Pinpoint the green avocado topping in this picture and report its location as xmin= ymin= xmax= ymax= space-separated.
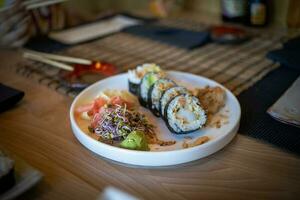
xmin=120 ymin=131 xmax=150 ymax=151
xmin=147 ymin=74 xmax=159 ymax=87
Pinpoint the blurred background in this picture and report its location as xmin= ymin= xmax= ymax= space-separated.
xmin=64 ymin=0 xmax=297 ymax=27
xmin=0 ymin=0 xmax=299 ymax=48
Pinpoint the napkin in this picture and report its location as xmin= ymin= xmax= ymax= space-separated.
xmin=0 ymin=83 xmax=24 ymax=113
xmin=267 ymin=76 xmax=300 ymax=128
xmin=123 ymin=24 xmax=210 ymax=49
xmin=49 ymin=15 xmax=142 ymax=45
xmin=266 ymin=36 xmax=300 ymax=127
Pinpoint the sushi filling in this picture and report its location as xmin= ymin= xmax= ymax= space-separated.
xmin=128 ymin=63 xmax=161 ymax=84
xmin=160 ymin=86 xmax=188 ymax=117
xmin=128 ymin=64 xmax=161 ymax=95
xmin=166 ymin=94 xmax=206 ymax=133
xmin=139 ymin=72 xmax=164 ymax=106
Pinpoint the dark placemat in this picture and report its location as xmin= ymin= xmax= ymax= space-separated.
xmin=238 ymin=66 xmax=300 ymax=155
xmin=25 ymin=36 xmax=70 ymax=53
xmin=123 ymin=24 xmax=210 ymax=49
xmin=267 ymin=36 xmax=300 ymax=71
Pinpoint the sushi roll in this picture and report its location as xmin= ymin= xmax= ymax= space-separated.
xmin=148 ymin=78 xmax=176 ymax=116
xmin=0 ymin=152 xmax=15 ymax=194
xmin=139 ymin=72 xmax=164 ymax=107
xmin=159 ymin=86 xmax=189 ymax=118
xmin=165 ymin=94 xmax=206 ymax=134
xmin=128 ymin=63 xmax=161 ymax=95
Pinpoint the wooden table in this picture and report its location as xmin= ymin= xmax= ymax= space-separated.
xmin=0 ymin=50 xmax=300 ymax=200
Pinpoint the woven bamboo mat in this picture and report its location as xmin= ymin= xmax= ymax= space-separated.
xmin=17 ymin=19 xmax=286 ymax=97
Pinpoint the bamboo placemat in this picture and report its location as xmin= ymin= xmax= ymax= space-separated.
xmin=17 ymin=19 xmax=286 ymax=97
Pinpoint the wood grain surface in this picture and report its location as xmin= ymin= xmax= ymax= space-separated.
xmin=0 ymin=50 xmax=300 ymax=200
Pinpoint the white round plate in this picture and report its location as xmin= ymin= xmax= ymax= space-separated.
xmin=70 ymin=71 xmax=241 ymax=167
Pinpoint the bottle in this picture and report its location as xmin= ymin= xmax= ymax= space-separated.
xmin=247 ymin=0 xmax=268 ymax=26
xmin=287 ymin=0 xmax=300 ymax=28
xmin=221 ymin=0 xmax=247 ymax=24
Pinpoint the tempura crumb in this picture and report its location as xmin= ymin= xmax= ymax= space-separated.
xmin=194 ymin=86 xmax=228 ymax=128
xmin=195 ymin=86 xmax=226 ymax=115
xmin=182 ymin=136 xmax=210 ymax=148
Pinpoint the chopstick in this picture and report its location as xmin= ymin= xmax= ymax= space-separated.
xmin=24 ymin=50 xmax=92 ymax=65
xmin=23 ymin=52 xmax=74 ymax=71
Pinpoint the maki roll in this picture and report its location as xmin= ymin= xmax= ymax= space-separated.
xmin=159 ymin=86 xmax=189 ymax=118
xmin=165 ymin=94 xmax=206 ymax=134
xmin=139 ymin=72 xmax=164 ymax=107
xmin=148 ymin=78 xmax=176 ymax=116
xmin=0 ymin=152 xmax=15 ymax=194
xmin=128 ymin=63 xmax=161 ymax=95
